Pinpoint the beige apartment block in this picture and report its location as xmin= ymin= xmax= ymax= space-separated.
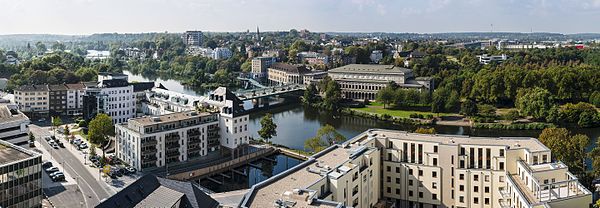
xmin=239 ymin=129 xmax=591 ymax=208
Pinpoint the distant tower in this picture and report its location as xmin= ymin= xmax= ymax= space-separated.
xmin=256 ymin=26 xmax=261 ymax=41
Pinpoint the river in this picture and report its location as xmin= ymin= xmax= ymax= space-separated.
xmin=125 ymin=70 xmax=600 ymax=167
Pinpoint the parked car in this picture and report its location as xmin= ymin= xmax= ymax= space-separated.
xmin=49 ymin=171 xmax=63 ymax=178
xmin=44 ymin=136 xmax=52 ymax=141
xmin=124 ymin=166 xmax=136 ymax=174
xmin=29 ymin=141 xmax=35 ymax=147
xmin=78 ymin=143 xmax=88 ymax=150
xmin=45 ymin=167 xmax=59 ymax=173
xmin=42 ymin=162 xmax=53 ymax=169
xmin=107 ymin=172 xmax=117 ymax=179
xmin=51 ymin=143 xmax=60 ymax=149
xmin=51 ymin=174 xmax=65 ymax=182
xmin=57 ymin=141 xmax=65 ymax=148
xmin=38 ymin=118 xmax=46 ymax=122
xmin=72 ymin=139 xmax=82 ymax=145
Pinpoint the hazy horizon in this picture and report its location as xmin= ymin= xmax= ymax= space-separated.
xmin=2 ymin=0 xmax=600 ymax=35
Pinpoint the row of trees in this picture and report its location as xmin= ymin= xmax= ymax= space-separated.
xmin=376 ymin=82 xmax=431 ymax=109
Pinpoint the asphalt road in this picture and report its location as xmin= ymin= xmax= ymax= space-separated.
xmin=31 ymin=125 xmax=111 ymax=207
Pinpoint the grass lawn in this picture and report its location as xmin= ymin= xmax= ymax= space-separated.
xmin=353 ymin=103 xmax=455 ymax=118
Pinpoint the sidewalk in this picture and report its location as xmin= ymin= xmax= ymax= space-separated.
xmin=53 ymin=130 xmax=141 ymax=195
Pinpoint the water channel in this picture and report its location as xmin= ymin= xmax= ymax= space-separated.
xmin=125 ymin=71 xmax=600 ymax=192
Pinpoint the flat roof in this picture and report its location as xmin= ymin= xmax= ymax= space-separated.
xmin=366 ymin=129 xmax=550 ymax=152
xmin=129 ymin=111 xmax=213 ymax=126
xmin=0 ymin=141 xmax=37 ymax=165
xmin=0 ymin=104 xmax=28 ymax=123
xmin=245 ymin=146 xmax=353 ymax=208
xmin=329 ymin=64 xmax=412 ymax=74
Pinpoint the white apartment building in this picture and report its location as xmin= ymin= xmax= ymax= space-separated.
xmin=115 ymin=111 xmax=220 ymax=171
xmin=213 ymin=47 xmax=232 ymax=60
xmin=13 ymin=85 xmax=49 ymax=117
xmin=240 ymin=129 xmax=591 ymax=208
xmin=370 ymin=50 xmax=383 ymax=63
xmin=98 ymin=79 xmax=135 ymax=124
xmin=251 ymin=57 xmax=277 ymax=79
xmin=142 ymin=87 xmax=250 ymax=153
xmin=0 ymin=104 xmax=30 ymax=146
xmin=65 ymin=83 xmax=85 ymax=116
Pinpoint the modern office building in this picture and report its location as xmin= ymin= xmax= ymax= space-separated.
xmin=239 ymin=129 xmax=592 ymax=208
xmin=0 ymin=104 xmax=30 ymax=146
xmin=267 ymin=63 xmax=311 ymax=85
xmin=48 ymin=84 xmax=68 ymax=116
xmin=0 ymin=139 xmax=42 ymax=208
xmin=477 ymin=54 xmax=509 ymax=64
xmin=251 ymin=56 xmax=277 ymax=79
xmin=83 ymin=75 xmax=135 ymax=124
xmin=115 ymin=111 xmax=220 ymax=171
xmin=13 ymin=85 xmax=49 ymax=118
xmin=183 ymin=31 xmax=204 ymax=47
xmin=328 ymin=64 xmax=432 ymax=101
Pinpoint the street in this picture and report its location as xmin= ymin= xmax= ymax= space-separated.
xmin=30 ymin=124 xmax=113 ymax=207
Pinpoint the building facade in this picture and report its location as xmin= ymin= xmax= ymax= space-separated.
xmin=0 ymin=139 xmax=42 ymax=208
xmin=0 ymin=104 xmax=30 ymax=146
xmin=65 ymin=83 xmax=85 ymax=116
xmin=48 ymin=84 xmax=67 ymax=116
xmin=213 ymin=47 xmax=232 ymax=60
xmin=251 ymin=57 xmax=277 ymax=79
xmin=115 ymin=111 xmax=220 ymax=171
xmin=477 ymin=54 xmax=509 ymax=64
xmin=183 ymin=31 xmax=204 ymax=46
xmin=267 ymin=63 xmax=311 ymax=85
xmin=14 ymin=85 xmax=49 ymax=118
xmin=328 ymin=64 xmax=432 ymax=101
xmin=240 ymin=129 xmax=592 ymax=208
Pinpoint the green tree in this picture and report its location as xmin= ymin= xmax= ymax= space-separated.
xmin=478 ymin=104 xmax=497 ymax=118
xmin=52 ymin=117 xmax=62 ymax=136
xmin=505 ymin=109 xmax=520 ymax=121
xmin=35 ymin=42 xmax=46 ymax=54
xmin=376 ymin=86 xmax=395 ymax=109
xmin=302 ymin=83 xmax=318 ymax=104
xmin=590 ymin=91 xmax=600 ymax=107
xmin=460 ymin=99 xmax=478 ymax=116
xmin=516 ymin=88 xmax=554 ymax=121
xmin=258 ymin=113 xmax=277 ymax=143
xmin=414 ymin=127 xmax=436 ymax=134
xmin=64 ymin=125 xmax=70 ymax=137
xmin=29 ymin=132 xmax=35 ymax=142
xmin=88 ymin=113 xmax=114 ymax=145
xmin=304 ymin=124 xmax=346 ymax=152
xmin=240 ymin=61 xmax=252 ymax=72
xmin=89 ymin=144 xmax=97 ymax=157
xmin=538 ymin=128 xmax=589 ymax=174
xmin=323 ymin=80 xmax=342 ymax=112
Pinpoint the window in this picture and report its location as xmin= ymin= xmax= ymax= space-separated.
xmin=499 ymin=162 xmax=505 ymax=170
xmin=474 ymin=197 xmax=479 ymax=204
xmin=459 ymin=174 xmax=464 ymax=180
xmin=543 ymin=154 xmax=548 ymax=163
xmin=432 ymin=194 xmax=437 ymax=200
xmin=485 ymin=198 xmax=490 ymax=205
xmin=418 ymin=170 xmax=423 ymax=176
xmin=500 ymin=149 xmax=505 ymax=157
xmin=474 ymin=175 xmax=479 ymax=181
xmin=396 ymin=167 xmax=400 ymax=173
xmin=485 ymin=186 xmax=490 ymax=193
xmin=432 ymin=182 xmax=437 ymax=189
xmin=396 ymin=178 xmax=400 ymax=184
xmin=432 ymin=171 xmax=437 ymax=178
xmin=499 ymin=176 xmax=505 ymax=182
xmin=485 ymin=175 xmax=490 ymax=182
xmin=387 ymin=176 xmax=391 ymax=182
xmin=474 ymin=186 xmax=479 ymax=193
xmin=409 ymin=169 xmax=413 ymax=175
xmin=409 ymin=191 xmax=413 ymax=197
xmin=387 ymin=187 xmax=391 ymax=193
xmin=409 ymin=180 xmax=413 ymax=186
xmin=459 ymin=185 xmax=464 ymax=191
xmin=387 ymin=166 xmax=391 ymax=172
xmin=396 ymin=188 xmax=400 ymax=194
xmin=419 ymin=192 xmax=423 ymax=198
xmin=433 ymin=158 xmax=438 ymax=166
xmin=433 ymin=145 xmax=438 ymax=153
xmin=459 ymin=196 xmax=464 ymax=203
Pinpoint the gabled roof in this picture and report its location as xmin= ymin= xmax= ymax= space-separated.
xmin=96 ymin=174 xmax=219 ymax=208
xmin=269 ymin=63 xmax=310 ymax=74
xmin=131 ymin=82 xmax=155 ymax=92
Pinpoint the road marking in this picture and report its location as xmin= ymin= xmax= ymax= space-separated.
xmin=64 ymin=162 xmax=100 ymax=206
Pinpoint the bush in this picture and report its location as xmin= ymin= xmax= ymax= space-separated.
xmin=505 ymin=109 xmax=520 ymax=121
xmin=78 ymin=120 xmax=87 ymax=128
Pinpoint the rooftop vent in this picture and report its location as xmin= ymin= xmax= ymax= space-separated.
xmin=151 ymin=117 xmax=160 ymax=122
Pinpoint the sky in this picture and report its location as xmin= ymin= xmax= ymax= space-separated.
xmin=1 ymin=0 xmax=600 ymax=35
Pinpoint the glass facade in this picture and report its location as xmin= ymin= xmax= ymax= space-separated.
xmin=0 ymin=155 xmax=42 ymax=208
